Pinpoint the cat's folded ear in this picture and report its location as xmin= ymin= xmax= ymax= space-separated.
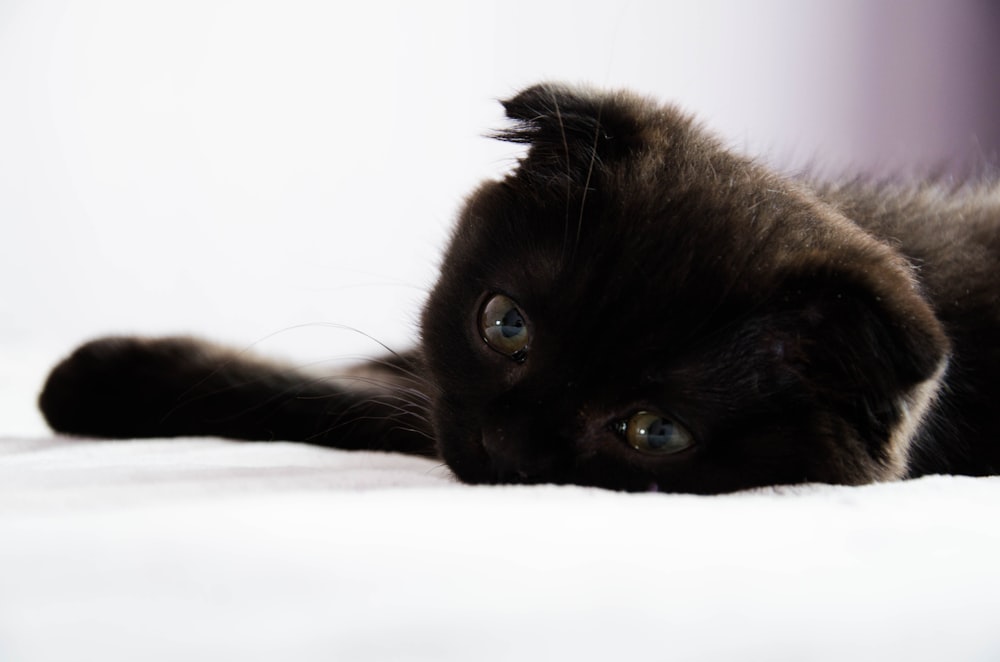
xmin=497 ymin=83 xmax=641 ymax=183
xmin=771 ymin=265 xmax=949 ymax=473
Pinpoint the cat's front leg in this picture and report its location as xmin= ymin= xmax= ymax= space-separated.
xmin=38 ymin=336 xmax=438 ymax=457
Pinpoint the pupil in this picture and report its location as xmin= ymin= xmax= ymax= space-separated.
xmin=500 ymin=308 xmax=525 ymax=338
xmin=644 ymin=418 xmax=674 ymax=449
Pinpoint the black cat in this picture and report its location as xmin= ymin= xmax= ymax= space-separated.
xmin=39 ymin=83 xmax=1000 ymax=493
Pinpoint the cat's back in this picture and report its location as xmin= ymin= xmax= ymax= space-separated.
xmin=819 ymin=180 xmax=1000 ymax=314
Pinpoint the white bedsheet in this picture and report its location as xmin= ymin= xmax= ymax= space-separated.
xmin=1 ymin=436 xmax=999 ymax=662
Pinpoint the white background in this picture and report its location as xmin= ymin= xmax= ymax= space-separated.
xmin=2 ymin=0 xmax=997 ymax=434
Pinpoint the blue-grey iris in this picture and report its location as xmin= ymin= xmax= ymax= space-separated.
xmin=623 ymin=411 xmax=694 ymax=454
xmin=480 ymin=294 xmax=530 ymax=358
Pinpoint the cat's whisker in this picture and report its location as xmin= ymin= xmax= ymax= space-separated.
xmin=363 ymin=357 xmax=440 ymax=394
xmin=302 ymin=322 xmax=415 ymax=365
xmin=298 ymin=389 xmax=432 ymax=424
xmin=424 ymin=461 xmax=456 ymax=480
xmin=549 ymin=88 xmax=573 ymax=263
xmin=160 ymin=369 xmax=320 ymax=425
xmin=165 ymin=320 xmax=422 ymax=414
xmin=314 ymin=370 xmax=435 ymax=401
xmin=339 ymin=395 xmax=432 ymax=428
xmin=309 ymin=380 xmax=431 ymax=416
xmin=573 ymin=101 xmax=602 ymax=263
xmin=306 ymin=416 xmax=436 ymax=445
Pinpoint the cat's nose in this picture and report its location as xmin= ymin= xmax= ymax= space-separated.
xmin=480 ymin=427 xmax=559 ymax=483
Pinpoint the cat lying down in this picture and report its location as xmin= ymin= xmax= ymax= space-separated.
xmin=39 ymin=83 xmax=1000 ymax=494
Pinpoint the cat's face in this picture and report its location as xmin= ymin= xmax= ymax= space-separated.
xmin=421 ymin=84 xmax=949 ymax=493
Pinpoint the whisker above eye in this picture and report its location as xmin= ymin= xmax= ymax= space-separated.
xmin=549 ymin=88 xmax=573 ymax=264
xmin=572 ymin=99 xmax=603 ymax=263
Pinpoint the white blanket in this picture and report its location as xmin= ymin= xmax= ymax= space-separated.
xmin=2 ymin=436 xmax=999 ymax=662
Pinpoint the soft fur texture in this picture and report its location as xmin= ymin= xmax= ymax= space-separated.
xmin=39 ymin=83 xmax=1000 ymax=493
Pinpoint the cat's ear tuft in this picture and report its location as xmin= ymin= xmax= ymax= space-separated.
xmin=495 ymin=83 xmax=641 ymax=184
xmin=499 ymin=83 xmax=609 ymax=143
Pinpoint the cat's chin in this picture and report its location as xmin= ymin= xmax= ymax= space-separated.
xmin=438 ymin=431 xmax=564 ymax=487
xmin=439 ymin=429 xmax=678 ymax=492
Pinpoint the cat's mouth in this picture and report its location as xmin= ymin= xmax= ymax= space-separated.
xmin=471 ymin=416 xmax=647 ymax=488
xmin=478 ymin=427 xmax=569 ymax=485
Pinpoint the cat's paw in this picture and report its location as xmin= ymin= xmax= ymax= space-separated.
xmin=38 ymin=336 xmax=207 ymax=438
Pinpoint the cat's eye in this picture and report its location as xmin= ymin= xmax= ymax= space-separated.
xmin=480 ymin=294 xmax=530 ymax=360
xmin=618 ymin=411 xmax=694 ymax=455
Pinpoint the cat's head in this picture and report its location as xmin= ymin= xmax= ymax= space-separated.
xmin=420 ymin=83 xmax=949 ymax=493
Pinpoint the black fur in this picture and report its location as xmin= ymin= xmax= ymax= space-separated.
xmin=40 ymin=337 xmax=434 ymax=456
xmin=39 ymin=83 xmax=1000 ymax=493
